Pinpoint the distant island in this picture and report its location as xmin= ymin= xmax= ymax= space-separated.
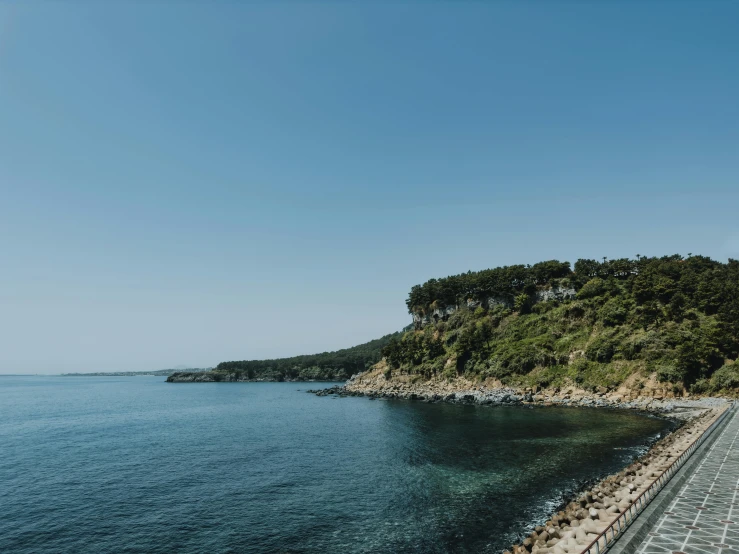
xmin=64 ymin=368 xmax=213 ymax=377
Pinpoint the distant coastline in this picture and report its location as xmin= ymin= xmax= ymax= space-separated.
xmin=63 ymin=368 xmax=213 ymax=377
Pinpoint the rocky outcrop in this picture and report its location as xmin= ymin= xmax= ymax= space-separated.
xmin=413 ymin=305 xmax=461 ymax=327
xmin=308 ymin=382 xmax=529 ymax=405
xmin=465 ymin=296 xmax=515 ymax=310
xmin=535 ymin=285 xmax=576 ymax=302
xmin=412 ymin=286 xmax=576 ymax=328
xmin=333 ymin=368 xmax=726 ymax=416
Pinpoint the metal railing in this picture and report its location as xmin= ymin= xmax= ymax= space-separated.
xmin=580 ymin=401 xmax=736 ymax=554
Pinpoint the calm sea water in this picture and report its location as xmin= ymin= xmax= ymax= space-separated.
xmin=0 ymin=376 xmax=672 ymax=554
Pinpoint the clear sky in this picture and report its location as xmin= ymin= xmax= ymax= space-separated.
xmin=1 ymin=2 xmax=738 ymax=374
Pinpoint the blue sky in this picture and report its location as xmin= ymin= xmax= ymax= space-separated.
xmin=1 ymin=2 xmax=738 ymax=373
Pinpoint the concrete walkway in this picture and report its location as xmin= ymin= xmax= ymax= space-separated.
xmin=633 ymin=406 xmax=739 ymax=554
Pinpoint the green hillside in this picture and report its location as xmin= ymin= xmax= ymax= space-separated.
xmin=214 ymin=332 xmax=402 ymax=381
xmin=382 ymin=255 xmax=739 ymax=394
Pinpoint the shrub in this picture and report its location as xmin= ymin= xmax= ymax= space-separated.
xmin=514 ymin=293 xmax=533 ymax=313
xmin=494 ymin=340 xmax=556 ymax=375
xmin=710 ymin=362 xmax=739 ymax=390
xmin=569 ymin=358 xmax=595 ymax=385
xmin=623 ymin=330 xmax=664 ymax=360
xmin=635 ymin=301 xmax=663 ymax=327
xmin=442 ymin=365 xmax=457 ymax=381
xmin=532 ymin=301 xmax=557 ymax=314
xmin=489 ymin=304 xmax=512 ymax=327
xmin=455 ymin=320 xmax=494 ymax=357
xmin=529 ymin=365 xmax=569 ymax=389
xmin=690 ymin=378 xmax=711 ymax=394
xmin=598 ymin=298 xmax=629 ymax=326
xmin=666 ymin=292 xmax=687 ymax=321
xmin=656 ymin=364 xmax=686 ymax=384
xmin=585 ymin=335 xmax=617 ymax=363
xmin=447 ymin=307 xmax=473 ymax=330
xmin=564 ymin=302 xmax=586 ymax=319
xmin=577 ymin=278 xmax=606 ymax=299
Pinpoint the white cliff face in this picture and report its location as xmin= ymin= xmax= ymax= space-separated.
xmin=465 ymin=296 xmax=513 ymax=310
xmin=535 ymin=285 xmax=576 ymax=302
xmin=487 ymin=296 xmax=513 ymax=309
xmin=413 ymin=305 xmax=459 ymax=326
xmin=412 ymin=286 xmax=575 ymax=328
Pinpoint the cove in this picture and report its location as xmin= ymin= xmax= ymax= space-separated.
xmin=0 ymin=377 xmax=674 ymax=553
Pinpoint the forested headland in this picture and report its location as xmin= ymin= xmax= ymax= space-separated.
xmin=171 ymin=254 xmax=739 ymax=394
xmin=383 ymin=255 xmax=739 ymax=394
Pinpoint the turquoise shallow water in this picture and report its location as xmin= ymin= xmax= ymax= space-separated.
xmin=0 ymin=376 xmax=672 ymax=553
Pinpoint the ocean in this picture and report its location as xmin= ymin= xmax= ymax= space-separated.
xmin=0 ymin=376 xmax=672 ymax=553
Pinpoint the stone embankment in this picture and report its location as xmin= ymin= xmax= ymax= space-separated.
xmin=504 ymin=405 xmax=726 ymax=554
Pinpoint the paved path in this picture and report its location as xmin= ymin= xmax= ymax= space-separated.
xmin=635 ymin=406 xmax=739 ymax=554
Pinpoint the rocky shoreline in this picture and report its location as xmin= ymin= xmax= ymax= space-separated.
xmin=309 ymin=372 xmax=732 ymax=554
xmin=310 ymin=372 xmax=727 ymax=419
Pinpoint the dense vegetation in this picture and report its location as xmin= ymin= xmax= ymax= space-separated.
xmin=406 ymin=259 xmax=573 ymax=313
xmin=215 ymin=332 xmax=402 ymax=381
xmin=384 ymin=255 xmax=739 ymax=394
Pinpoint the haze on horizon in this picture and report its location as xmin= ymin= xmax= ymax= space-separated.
xmin=1 ymin=2 xmax=738 ymax=374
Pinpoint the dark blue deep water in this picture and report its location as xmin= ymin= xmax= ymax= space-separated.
xmin=0 ymin=377 xmax=673 ymax=553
